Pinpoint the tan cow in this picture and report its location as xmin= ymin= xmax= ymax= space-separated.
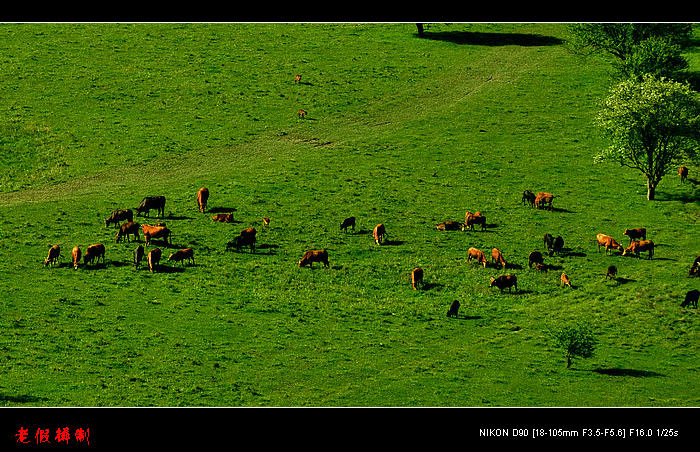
xmin=83 ymin=244 xmax=105 ymax=267
xmin=561 ymin=273 xmax=572 ymax=288
xmin=197 ymin=187 xmax=209 ymax=213
xmin=411 ymin=267 xmax=424 ymax=290
xmin=491 ymin=248 xmax=506 ymax=269
xmin=534 ymin=192 xmax=554 ymax=209
xmin=141 ymin=224 xmax=171 ymax=246
xmin=71 ymin=246 xmax=81 ymax=270
xmin=212 ymin=213 xmax=234 ymax=223
xmin=263 ymin=217 xmax=270 ymax=228
xmin=622 ymin=240 xmax=655 ymax=259
xmin=148 ymin=248 xmax=161 ymax=273
xmin=298 ymin=109 xmax=307 ymax=119
xmin=44 ymin=245 xmax=61 ymax=267
xmin=467 ymin=247 xmax=488 ymax=268
xmin=679 ymin=166 xmax=688 ymax=183
xmin=373 ymin=223 xmax=387 ymax=245
xmin=294 ymin=74 xmax=302 ymax=84
xmin=298 ymin=249 xmax=329 ymax=268
xmin=596 ymin=233 xmax=624 ymax=255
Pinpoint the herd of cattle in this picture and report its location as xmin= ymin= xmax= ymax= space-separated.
xmin=42 ymin=171 xmax=699 ymax=315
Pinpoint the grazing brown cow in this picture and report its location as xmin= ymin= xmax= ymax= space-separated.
xmin=623 ymin=227 xmax=646 ymax=243
xmin=411 ymin=267 xmax=424 ymax=290
xmin=135 ymin=196 xmax=166 ymax=218
xmin=71 ymin=246 xmax=81 ymax=270
xmin=373 ymin=223 xmax=387 ymax=245
xmin=83 ymin=244 xmax=105 ymax=267
xmin=133 ymin=245 xmax=144 ymax=269
xmin=436 ymin=221 xmax=464 ymax=231
xmin=168 ymin=248 xmax=194 ymax=266
xmin=212 ymin=213 xmax=234 ymax=223
xmin=679 ymin=166 xmax=688 ymax=183
xmin=141 ymin=224 xmax=171 ymax=246
xmin=522 ymin=190 xmax=536 ymax=207
xmin=115 ymin=221 xmax=140 ymax=243
xmin=298 ymin=249 xmax=329 ymax=268
xmin=491 ymin=248 xmax=507 ymax=269
xmin=340 ymin=217 xmax=356 ymax=232
xmin=197 ymin=187 xmax=209 ymax=213
xmin=597 ymin=233 xmax=624 ymax=255
xmin=446 ymin=300 xmax=460 ymax=318
xmin=467 ymin=247 xmax=488 ymax=268
xmin=227 ymin=227 xmax=257 ymax=252
xmin=44 ymin=245 xmax=61 ymax=267
xmin=464 ymin=211 xmax=486 ymax=231
xmin=490 ymin=274 xmax=518 ymax=292
xmin=298 ymin=109 xmax=307 ymax=119
xmin=561 ymin=273 xmax=572 ymax=288
xmin=681 ymin=289 xmax=699 ymax=308
xmin=147 ymin=248 xmax=161 ymax=273
xmin=606 ymin=265 xmax=617 ymax=280
xmin=534 ymin=192 xmax=554 ymax=210
xmin=263 ymin=217 xmax=270 ymax=228
xmin=528 ymin=251 xmax=544 ymax=268
xmin=689 ymin=255 xmax=700 ymax=277
xmin=105 ymin=209 xmax=133 ymax=228
xmin=294 ymin=74 xmax=302 ymax=84
xmin=623 ymin=240 xmax=655 ymax=259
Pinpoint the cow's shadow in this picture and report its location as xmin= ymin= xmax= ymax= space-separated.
xmin=504 ymin=263 xmax=523 ymax=270
xmin=208 ymin=207 xmax=237 ymax=213
xmin=452 ymin=315 xmax=483 ymax=320
xmin=590 ymin=368 xmax=664 ymax=378
xmin=154 ymin=265 xmax=185 ymax=273
xmin=162 ymin=215 xmax=194 ymax=220
xmin=382 ymin=240 xmax=404 ymax=246
xmin=418 ymin=282 xmax=443 ymax=291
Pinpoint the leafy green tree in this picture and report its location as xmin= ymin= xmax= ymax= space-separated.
xmin=616 ymin=36 xmax=689 ymax=81
xmin=550 ymin=321 xmax=597 ymax=368
xmin=595 ymin=75 xmax=700 ymax=200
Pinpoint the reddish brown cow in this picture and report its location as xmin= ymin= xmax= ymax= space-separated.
xmin=294 ymin=74 xmax=302 ymax=84
xmin=623 ymin=227 xmax=646 ymax=243
xmin=373 ymin=223 xmax=387 ymax=245
xmin=168 ymin=248 xmax=194 ymax=266
xmin=561 ymin=273 xmax=572 ymax=288
xmin=491 ymin=248 xmax=506 ymax=269
xmin=44 ymin=245 xmax=61 ymax=267
xmin=71 ymin=246 xmax=81 ymax=270
xmin=83 ymin=244 xmax=105 ymax=266
xmin=141 ymin=224 xmax=171 ymax=246
xmin=227 ymin=227 xmax=257 ymax=252
xmin=411 ymin=267 xmax=424 ymax=290
xmin=679 ymin=166 xmax=688 ymax=183
xmin=534 ymin=192 xmax=554 ymax=210
xmin=263 ymin=217 xmax=270 ymax=228
xmin=298 ymin=109 xmax=307 ymax=119
xmin=689 ymin=255 xmax=700 ymax=277
xmin=115 ymin=221 xmax=140 ymax=243
xmin=597 ymin=233 xmax=624 ymax=255
xmin=464 ymin=211 xmax=486 ymax=231
xmin=436 ymin=221 xmax=463 ymax=231
xmin=622 ymin=240 xmax=655 ymax=259
xmin=148 ymin=248 xmax=161 ymax=273
xmin=467 ymin=247 xmax=488 ymax=268
xmin=212 ymin=213 xmax=234 ymax=223
xmin=298 ymin=249 xmax=329 ymax=268
xmin=197 ymin=187 xmax=209 ymax=213
xmin=490 ymin=274 xmax=518 ymax=292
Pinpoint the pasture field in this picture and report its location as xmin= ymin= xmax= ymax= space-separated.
xmin=0 ymin=23 xmax=697 ymax=407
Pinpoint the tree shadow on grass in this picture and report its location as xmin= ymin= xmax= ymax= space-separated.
xmin=420 ymin=30 xmax=563 ymax=47
xmin=0 ymin=394 xmax=48 ymax=403
xmin=589 ymin=368 xmax=665 ymax=378
xmin=655 ymin=190 xmax=699 ymax=204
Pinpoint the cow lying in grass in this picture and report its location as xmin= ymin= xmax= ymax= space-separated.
xmin=436 ymin=221 xmax=463 ymax=231
xmin=212 ymin=213 xmax=234 ymax=223
xmin=298 ymin=249 xmax=329 ymax=268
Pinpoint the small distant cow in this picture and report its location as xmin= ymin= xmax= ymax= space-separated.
xmin=263 ymin=217 xmax=270 ymax=228
xmin=464 ymin=211 xmax=486 ymax=231
xmin=133 ymin=245 xmax=144 ymax=269
xmin=543 ymin=233 xmax=563 ymax=255
xmin=679 ymin=166 xmax=688 ymax=183
xmin=623 ymin=240 xmax=655 ymax=259
xmin=373 ymin=223 xmax=387 ymax=245
xmin=227 ymin=227 xmax=257 ymax=252
xmin=105 ymin=209 xmax=133 ymax=228
xmin=44 ymin=245 xmax=61 ymax=267
xmin=467 ymin=247 xmax=488 ymax=268
xmin=561 ymin=273 xmax=572 ymax=288
xmin=115 ymin=221 xmax=141 ymax=243
xmin=212 ymin=213 xmax=234 ymax=223
xmin=142 ymin=224 xmax=171 ymax=246
xmin=623 ymin=227 xmax=646 ymax=243
xmin=534 ymin=192 xmax=554 ymax=210
xmin=436 ymin=221 xmax=463 ymax=231
xmin=197 ymin=188 xmax=209 ymax=213
xmin=597 ymin=233 xmax=624 ymax=255
xmin=168 ymin=248 xmax=194 ymax=266
xmin=83 ymin=244 xmax=105 ymax=267
xmin=490 ymin=274 xmax=518 ymax=293
xmin=411 ymin=267 xmax=424 ymax=290
xmin=606 ymin=265 xmax=617 ymax=280
xmin=298 ymin=249 xmax=329 ymax=268
xmin=522 ymin=190 xmax=536 ymax=207
xmin=147 ymin=248 xmax=161 ymax=273
xmin=689 ymin=255 xmax=700 ymax=277
xmin=340 ymin=217 xmax=356 ymax=232
xmin=298 ymin=109 xmax=307 ymax=119
xmin=294 ymin=74 xmax=302 ymax=84
xmin=491 ymin=248 xmax=507 ymax=269
xmin=135 ymin=196 xmax=166 ymax=218
xmin=446 ymin=300 xmax=460 ymax=318
xmin=71 ymin=246 xmax=81 ymax=270
xmin=528 ymin=251 xmax=544 ymax=268
xmin=681 ymin=289 xmax=699 ymax=308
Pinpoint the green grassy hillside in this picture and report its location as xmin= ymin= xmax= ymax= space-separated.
xmin=0 ymin=23 xmax=697 ymax=406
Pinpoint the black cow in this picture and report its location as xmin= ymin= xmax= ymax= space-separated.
xmin=135 ymin=196 xmax=166 ymax=218
xmin=133 ymin=245 xmax=144 ymax=269
xmin=528 ymin=251 xmax=544 ymax=268
xmin=522 ymin=190 xmax=536 ymax=207
xmin=105 ymin=209 xmax=133 ymax=227
xmin=446 ymin=300 xmax=460 ymax=318
xmin=681 ymin=289 xmax=699 ymax=308
xmin=340 ymin=217 xmax=356 ymax=232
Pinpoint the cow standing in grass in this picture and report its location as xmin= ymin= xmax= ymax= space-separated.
xmin=623 ymin=240 xmax=655 ymax=259
xmin=528 ymin=251 xmax=544 ymax=268
xmin=681 ymin=289 xmax=699 ymax=308
xmin=133 ymin=245 xmax=144 ymax=269
xmin=491 ymin=248 xmax=507 ymax=269
xmin=197 ymin=187 xmax=209 ymax=213
xmin=534 ymin=192 xmax=554 ymax=210
xmin=105 ymin=209 xmax=133 ymax=228
xmin=467 ymin=247 xmax=488 ymax=268
xmin=679 ymin=166 xmax=688 ymax=183
xmin=227 ymin=227 xmax=257 ymax=252
xmin=373 ymin=223 xmax=386 ymax=245
xmin=84 ymin=244 xmax=105 ymax=267
xmin=561 ymin=273 xmax=572 ymax=288
xmin=115 ymin=221 xmax=140 ymax=243
xmin=298 ymin=249 xmax=329 ymax=268
xmin=142 ymin=224 xmax=171 ymax=246
xmin=340 ymin=217 xmax=355 ymax=232
xmin=597 ymin=233 xmax=624 ymax=255
xmin=44 ymin=245 xmax=61 ymax=267
xmin=490 ymin=274 xmax=518 ymax=292
xmin=135 ymin=196 xmax=166 ymax=218
xmin=522 ymin=190 xmax=536 ymax=207
xmin=411 ymin=267 xmax=424 ymax=290
xmin=72 ymin=246 xmax=81 ymax=270
xmin=148 ymin=248 xmax=161 ymax=273
xmin=623 ymin=227 xmax=646 ymax=244
xmin=447 ymin=300 xmax=460 ymax=318
xmin=168 ymin=248 xmax=194 ymax=266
